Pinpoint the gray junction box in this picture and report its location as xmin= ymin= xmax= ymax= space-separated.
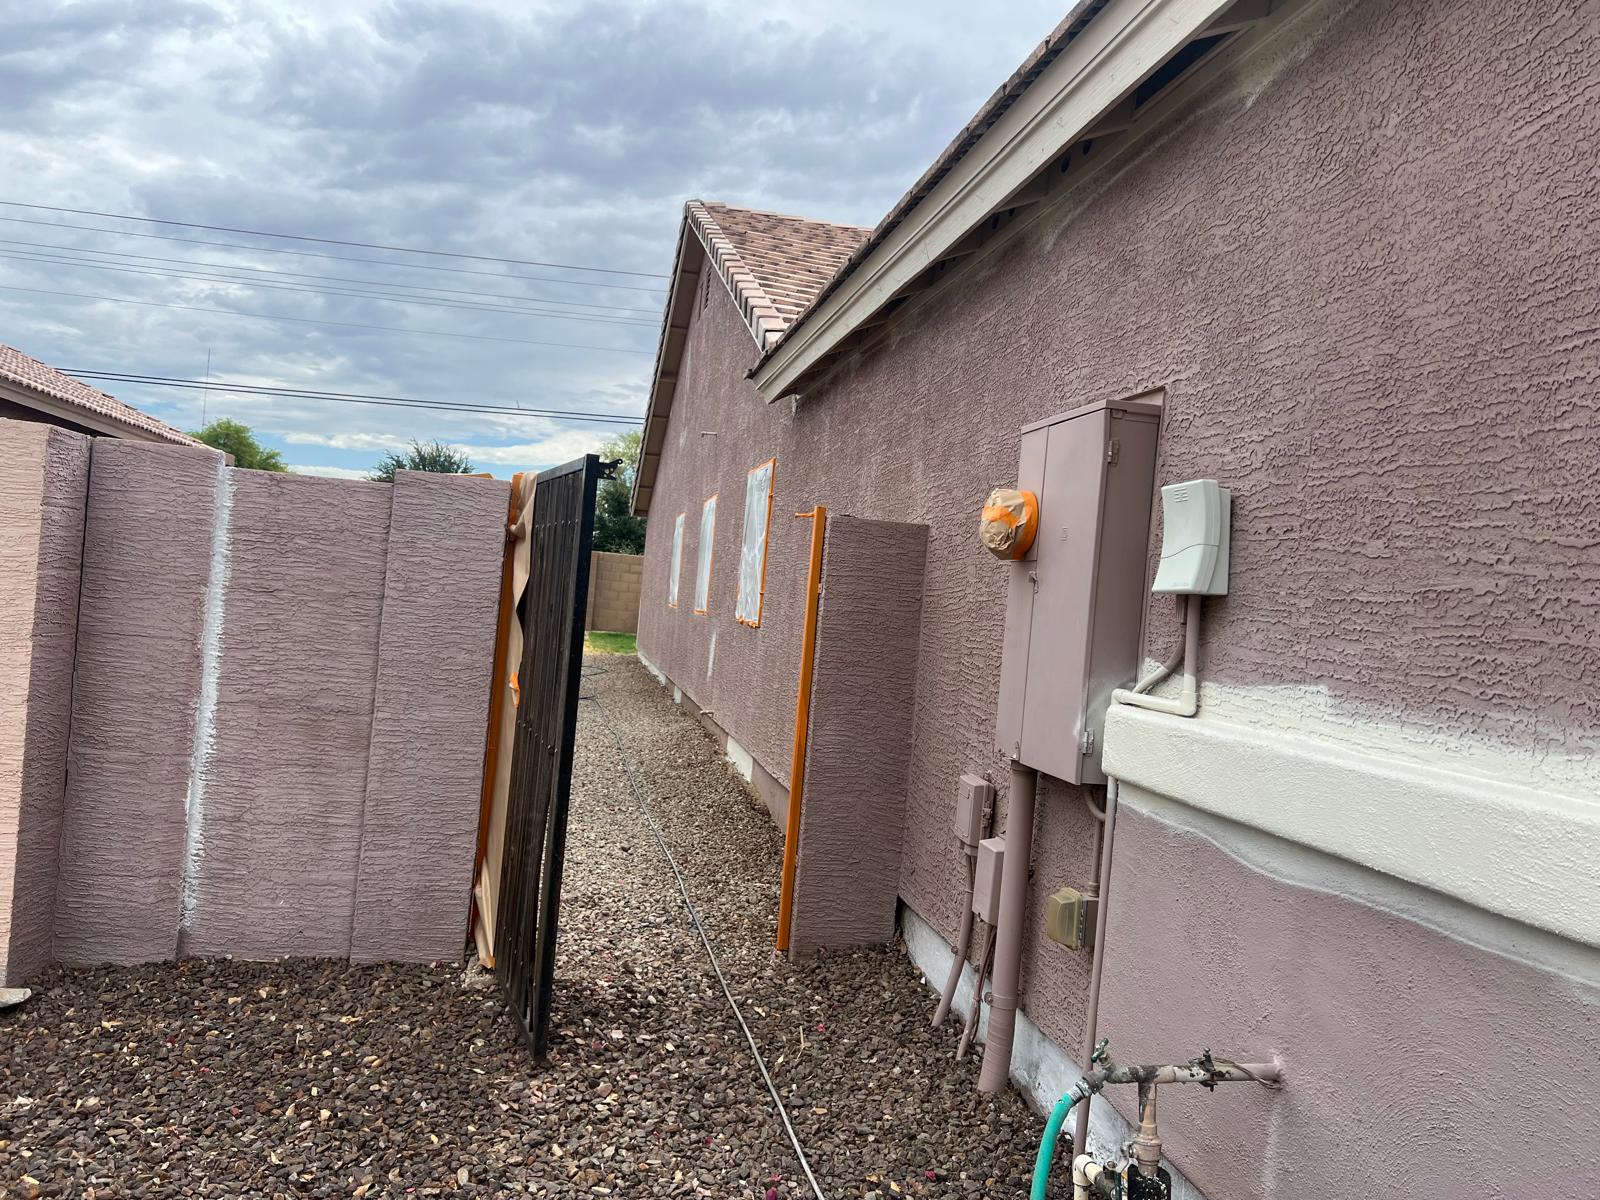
xmin=994 ymin=397 xmax=1160 ymax=784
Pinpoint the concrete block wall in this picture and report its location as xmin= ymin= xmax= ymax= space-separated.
xmin=586 ymin=550 xmax=643 ymax=633
xmin=0 ymin=421 xmax=89 ymax=986
xmin=790 ymin=516 xmax=927 ymax=958
xmin=54 ymin=441 xmax=222 ymax=966
xmin=0 ymin=417 xmax=510 ymax=982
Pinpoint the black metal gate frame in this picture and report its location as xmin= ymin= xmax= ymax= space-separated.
xmin=495 ymin=452 xmax=604 ymax=1057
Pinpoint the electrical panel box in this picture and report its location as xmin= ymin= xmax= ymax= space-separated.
xmin=995 ymin=397 xmax=1161 ymax=783
xmin=955 ymin=774 xmax=992 ymax=849
xmin=973 ymin=836 xmax=1006 ymax=926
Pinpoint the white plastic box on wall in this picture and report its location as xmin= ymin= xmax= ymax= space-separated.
xmin=994 ymin=396 xmax=1160 ymax=784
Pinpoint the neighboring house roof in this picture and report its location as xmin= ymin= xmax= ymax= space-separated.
xmin=632 ymin=202 xmax=869 ymax=515
xmin=0 ymin=342 xmax=199 ymax=446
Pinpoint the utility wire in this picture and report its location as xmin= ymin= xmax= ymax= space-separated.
xmin=0 ymin=283 xmax=656 ymax=355
xmin=0 ymin=214 xmax=668 ymax=294
xmin=0 ymin=237 xmax=662 ymax=314
xmin=0 ymin=249 xmax=659 ymax=327
xmin=0 ymin=200 xmax=668 ymax=278
xmin=69 ymin=371 xmax=644 ymax=425
xmin=583 ymin=693 xmax=828 ymax=1200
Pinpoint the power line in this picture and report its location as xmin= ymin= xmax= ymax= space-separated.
xmin=70 ymin=371 xmax=645 ymax=425
xmin=0 ymin=200 xmax=668 ymax=279
xmin=0 ymin=236 xmax=663 ymax=314
xmin=0 ymin=283 xmax=657 ymax=355
xmin=0 ymin=248 xmax=659 ymax=327
xmin=0 ymin=214 xmax=668 ymax=294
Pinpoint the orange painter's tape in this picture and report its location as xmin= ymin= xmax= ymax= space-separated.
xmin=980 ymin=487 xmax=1039 ymax=560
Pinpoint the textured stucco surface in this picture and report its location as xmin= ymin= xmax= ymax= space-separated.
xmin=351 ymin=471 xmax=506 ymax=964
xmin=0 ymin=420 xmax=88 ymax=986
xmin=791 ymin=516 xmax=927 ymax=957
xmin=635 ymin=0 xmax=1600 ymax=1119
xmin=53 ymin=441 xmax=220 ymax=966
xmin=182 ymin=472 xmax=392 ymax=960
xmin=1098 ymin=799 xmax=1600 ymax=1200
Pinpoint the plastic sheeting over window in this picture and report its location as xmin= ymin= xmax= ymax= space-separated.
xmin=735 ymin=458 xmax=775 ymax=626
xmin=668 ymin=512 xmax=685 ymax=607
xmin=694 ymin=494 xmax=717 ymax=614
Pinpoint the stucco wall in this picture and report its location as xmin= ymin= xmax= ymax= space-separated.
xmin=586 ymin=550 xmax=643 ymax=633
xmin=181 ymin=472 xmax=393 ymax=960
xmin=636 ymin=0 xmax=1600 ymax=1183
xmin=351 ymin=471 xmax=507 ymax=963
xmin=0 ymin=421 xmax=89 ymax=986
xmin=791 ymin=515 xmax=927 ymax=957
xmin=1097 ymin=796 xmax=1600 ymax=1200
xmin=54 ymin=440 xmax=221 ymax=966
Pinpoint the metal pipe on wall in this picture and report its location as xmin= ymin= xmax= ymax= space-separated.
xmin=1074 ymin=777 xmax=1119 ymax=1150
xmin=776 ymin=505 xmax=827 ymax=954
xmin=977 ymin=760 xmax=1039 ymax=1093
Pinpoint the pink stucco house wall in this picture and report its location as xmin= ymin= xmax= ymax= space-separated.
xmin=631 ymin=0 xmax=1600 ymax=1196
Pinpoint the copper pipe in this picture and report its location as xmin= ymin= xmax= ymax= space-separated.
xmin=776 ymin=505 xmax=826 ymax=954
xmin=1131 ymin=1079 xmax=1162 ymax=1178
xmin=957 ymin=921 xmax=994 ymax=1061
xmin=1074 ymin=777 xmax=1119 ymax=1150
xmin=978 ymin=761 xmax=1038 ymax=1092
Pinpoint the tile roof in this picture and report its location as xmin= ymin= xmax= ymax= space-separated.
xmin=0 ymin=342 xmax=199 ymax=445
xmin=687 ymin=201 xmax=870 ymax=350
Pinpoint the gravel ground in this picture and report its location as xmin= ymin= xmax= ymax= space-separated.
xmin=1 ymin=654 xmax=1044 ymax=1199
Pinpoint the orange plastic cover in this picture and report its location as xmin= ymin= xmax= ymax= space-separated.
xmin=981 ymin=488 xmax=1039 ymax=559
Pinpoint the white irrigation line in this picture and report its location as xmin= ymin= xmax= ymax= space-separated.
xmin=584 ymin=694 xmax=828 ymax=1200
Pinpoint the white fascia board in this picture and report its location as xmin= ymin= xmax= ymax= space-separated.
xmin=751 ymin=0 xmax=1234 ymax=400
xmin=1103 ymin=703 xmax=1600 ymax=949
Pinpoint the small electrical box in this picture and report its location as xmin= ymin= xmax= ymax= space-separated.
xmin=1044 ymin=886 xmax=1095 ymax=950
xmin=1151 ymin=479 xmax=1232 ymax=595
xmin=955 ymin=774 xmax=992 ymax=849
xmin=995 ymin=396 xmax=1161 ymax=783
xmin=973 ymin=837 xmax=1006 ymax=925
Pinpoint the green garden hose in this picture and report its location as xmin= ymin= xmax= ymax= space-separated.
xmin=1031 ymin=1092 xmax=1079 ymax=1200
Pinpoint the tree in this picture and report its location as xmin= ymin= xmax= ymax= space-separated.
xmin=190 ymin=419 xmax=286 ymax=471
xmin=593 ymin=427 xmax=646 ymax=554
xmin=369 ymin=439 xmax=475 ymax=482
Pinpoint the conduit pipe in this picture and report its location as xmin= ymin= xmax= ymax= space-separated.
xmin=933 ymin=849 xmax=980 ymax=1027
xmin=977 ymin=761 xmax=1038 ymax=1093
xmin=776 ymin=505 xmax=827 ymax=955
xmin=956 ymin=921 xmax=993 ymax=1061
xmin=1111 ymin=595 xmax=1200 ymax=716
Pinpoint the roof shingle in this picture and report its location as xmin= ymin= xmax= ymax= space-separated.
xmin=0 ymin=343 xmax=199 ymax=446
xmin=688 ymin=202 xmax=870 ymax=349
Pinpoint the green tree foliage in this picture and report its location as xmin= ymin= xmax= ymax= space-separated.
xmin=593 ymin=427 xmax=646 ymax=554
xmin=189 ymin=419 xmax=287 ymax=472
xmin=369 ymin=439 xmax=475 ymax=482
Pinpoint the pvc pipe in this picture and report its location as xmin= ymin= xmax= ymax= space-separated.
xmin=1112 ymin=595 xmax=1200 ymax=716
xmin=776 ymin=506 xmax=827 ymax=954
xmin=1030 ymin=1093 xmax=1078 ymax=1200
xmin=1072 ymin=1155 xmax=1117 ymax=1200
xmin=977 ymin=761 xmax=1038 ymax=1093
xmin=1073 ymin=777 xmax=1119 ymax=1152
xmin=933 ymin=850 xmax=978 ymax=1027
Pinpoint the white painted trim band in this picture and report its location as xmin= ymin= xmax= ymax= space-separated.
xmin=1103 ymin=704 xmax=1600 ymax=948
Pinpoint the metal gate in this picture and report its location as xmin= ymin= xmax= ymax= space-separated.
xmin=495 ymin=453 xmax=604 ymax=1057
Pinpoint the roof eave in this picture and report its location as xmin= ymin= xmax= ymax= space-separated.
xmin=751 ymin=0 xmax=1274 ymax=402
xmin=630 ymin=209 xmax=706 ymax=518
xmin=0 ymin=377 xmax=197 ymax=445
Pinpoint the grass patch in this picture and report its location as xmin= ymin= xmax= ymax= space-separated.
xmin=585 ymin=630 xmax=637 ymax=656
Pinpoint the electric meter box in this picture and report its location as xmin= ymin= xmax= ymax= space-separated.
xmin=995 ymin=397 xmax=1160 ymax=783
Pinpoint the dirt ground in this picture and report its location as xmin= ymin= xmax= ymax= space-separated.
xmin=0 ymin=655 xmax=1045 ymax=1198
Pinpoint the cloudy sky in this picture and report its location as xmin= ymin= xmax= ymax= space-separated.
xmin=2 ymin=0 xmax=1064 ymax=478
